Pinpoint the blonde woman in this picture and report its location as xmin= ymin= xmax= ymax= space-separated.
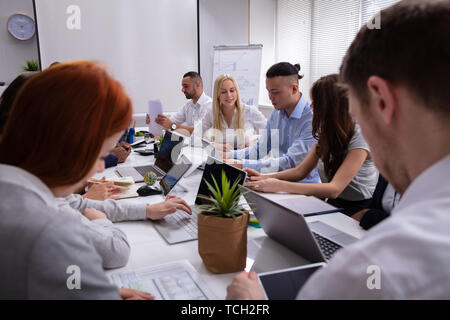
xmin=202 ymin=74 xmax=266 ymax=150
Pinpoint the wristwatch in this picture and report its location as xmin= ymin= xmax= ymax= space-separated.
xmin=171 ymin=123 xmax=177 ymax=131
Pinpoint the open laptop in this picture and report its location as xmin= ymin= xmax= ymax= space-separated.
xmin=152 ymin=156 xmax=247 ymax=244
xmin=116 ymin=131 xmax=184 ymax=182
xmin=241 ymin=186 xmax=358 ymax=262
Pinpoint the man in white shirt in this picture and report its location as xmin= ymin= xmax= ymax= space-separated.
xmin=146 ymin=71 xmax=212 ymax=136
xmin=226 ymin=0 xmax=450 ymax=300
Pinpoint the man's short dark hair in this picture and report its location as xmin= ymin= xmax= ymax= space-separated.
xmin=183 ymin=71 xmax=202 ymax=85
xmin=340 ymin=0 xmax=450 ymax=116
xmin=266 ymin=62 xmax=304 ymax=80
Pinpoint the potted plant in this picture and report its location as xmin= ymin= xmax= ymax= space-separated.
xmin=196 ymin=170 xmax=249 ymax=274
xmin=22 ymin=60 xmax=40 ymax=72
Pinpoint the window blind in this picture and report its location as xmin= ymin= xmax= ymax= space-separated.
xmin=309 ymin=0 xmax=361 ymax=86
xmin=276 ymin=0 xmax=312 ymax=95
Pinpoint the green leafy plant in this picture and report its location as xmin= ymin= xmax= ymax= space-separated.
xmin=197 ymin=170 xmax=247 ymax=219
xmin=22 ymin=60 xmax=40 ymax=72
xmin=158 ymin=134 xmax=164 ymax=145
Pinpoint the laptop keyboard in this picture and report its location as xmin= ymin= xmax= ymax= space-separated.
xmin=135 ymin=165 xmax=164 ymax=178
xmin=313 ymin=232 xmax=341 ymax=261
xmin=164 ymin=208 xmax=199 ymax=239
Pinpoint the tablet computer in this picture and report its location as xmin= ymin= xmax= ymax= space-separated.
xmin=258 ymin=262 xmax=326 ymax=300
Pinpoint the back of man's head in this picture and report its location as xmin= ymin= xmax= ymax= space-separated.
xmin=266 ymin=62 xmax=303 ymax=85
xmin=340 ymin=0 xmax=450 ymax=117
xmin=183 ymin=71 xmax=203 ymax=87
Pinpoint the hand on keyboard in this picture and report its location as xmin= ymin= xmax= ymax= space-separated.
xmin=146 ymin=195 xmax=192 ymax=220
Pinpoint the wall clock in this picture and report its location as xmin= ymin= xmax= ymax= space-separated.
xmin=7 ymin=13 xmax=36 ymax=41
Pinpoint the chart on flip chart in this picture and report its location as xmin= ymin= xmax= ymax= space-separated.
xmin=213 ymin=44 xmax=263 ymax=107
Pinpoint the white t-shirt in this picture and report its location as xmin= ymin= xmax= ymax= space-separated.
xmin=317 ymin=124 xmax=378 ymax=201
xmin=202 ymin=104 xmax=267 ymax=149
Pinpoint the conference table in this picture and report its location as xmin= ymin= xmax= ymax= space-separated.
xmin=94 ymin=138 xmax=367 ymax=300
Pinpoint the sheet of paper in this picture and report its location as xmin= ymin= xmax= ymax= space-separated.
xmin=109 ymin=260 xmax=216 ymax=300
xmin=148 ymin=100 xmax=164 ymax=136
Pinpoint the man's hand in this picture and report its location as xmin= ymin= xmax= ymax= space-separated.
xmin=226 ymin=272 xmax=266 ymax=300
xmin=352 ymin=209 xmax=369 ymax=222
xmin=155 ymin=114 xmax=173 ymax=130
xmin=225 ymin=159 xmax=243 ymax=169
xmin=118 ymin=141 xmax=131 ymax=151
xmin=82 ymin=208 xmax=108 ymax=221
xmin=212 ymin=142 xmax=233 ymax=152
xmin=146 ymin=195 xmax=192 ymax=220
xmin=145 ymin=113 xmax=150 ymax=125
xmin=83 ymin=180 xmax=120 ymax=200
xmin=119 ymin=288 xmax=154 ymax=300
xmin=110 ymin=145 xmax=131 ymax=163
xmin=245 ymin=178 xmax=282 ymax=193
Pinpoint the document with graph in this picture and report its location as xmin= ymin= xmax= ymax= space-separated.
xmin=108 ymin=260 xmax=216 ymax=300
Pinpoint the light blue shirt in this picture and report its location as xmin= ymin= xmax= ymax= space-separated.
xmin=232 ymin=94 xmax=320 ymax=183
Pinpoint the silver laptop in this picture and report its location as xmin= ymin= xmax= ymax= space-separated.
xmin=241 ymin=186 xmax=358 ymax=262
xmin=153 ymin=156 xmax=247 ymax=244
xmin=116 ymin=131 xmax=184 ymax=182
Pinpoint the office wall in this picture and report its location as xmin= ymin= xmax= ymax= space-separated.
xmin=249 ymin=0 xmax=276 ymax=110
xmin=34 ymin=0 xmax=198 ymax=113
xmin=199 ymin=0 xmax=249 ymax=98
xmin=1 ymin=0 xmax=276 ymax=115
xmin=0 ymin=0 xmax=38 ymax=96
xmin=200 ymin=0 xmax=275 ymax=117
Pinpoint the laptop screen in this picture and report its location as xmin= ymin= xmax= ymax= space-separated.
xmin=159 ymin=155 xmax=192 ymax=196
xmin=154 ymin=131 xmax=184 ymax=173
xmin=194 ymin=156 xmax=247 ymax=205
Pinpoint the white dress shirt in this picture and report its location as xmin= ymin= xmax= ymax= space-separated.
xmin=202 ymin=104 xmax=267 ymax=149
xmin=298 ymin=154 xmax=450 ymax=299
xmin=170 ymin=91 xmax=212 ymax=127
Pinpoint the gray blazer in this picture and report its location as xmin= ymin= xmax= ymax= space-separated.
xmin=0 ymin=164 xmax=120 ymax=299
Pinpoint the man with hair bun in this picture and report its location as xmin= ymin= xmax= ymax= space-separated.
xmin=225 ymin=62 xmax=320 ymax=183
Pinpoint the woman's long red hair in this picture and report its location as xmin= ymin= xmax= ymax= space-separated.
xmin=0 ymin=61 xmax=132 ymax=188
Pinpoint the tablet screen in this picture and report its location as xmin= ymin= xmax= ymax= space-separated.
xmin=258 ymin=263 xmax=325 ymax=300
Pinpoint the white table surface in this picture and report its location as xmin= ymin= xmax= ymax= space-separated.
xmin=95 ymin=144 xmax=367 ymax=300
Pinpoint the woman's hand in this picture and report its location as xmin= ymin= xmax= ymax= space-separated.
xmin=146 ymin=195 xmax=192 ymax=220
xmin=245 ymin=178 xmax=283 ymax=193
xmin=243 ymin=168 xmax=261 ymax=177
xmin=83 ymin=178 xmax=120 ymax=200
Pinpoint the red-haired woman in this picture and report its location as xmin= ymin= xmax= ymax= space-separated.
xmin=244 ymin=74 xmax=379 ymax=216
xmin=0 ymin=61 xmax=190 ymax=299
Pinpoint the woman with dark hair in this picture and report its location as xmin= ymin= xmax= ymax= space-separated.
xmin=244 ymin=74 xmax=378 ymax=216
xmin=0 ymin=61 xmax=190 ymax=299
xmin=0 ymin=72 xmax=36 ymax=134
